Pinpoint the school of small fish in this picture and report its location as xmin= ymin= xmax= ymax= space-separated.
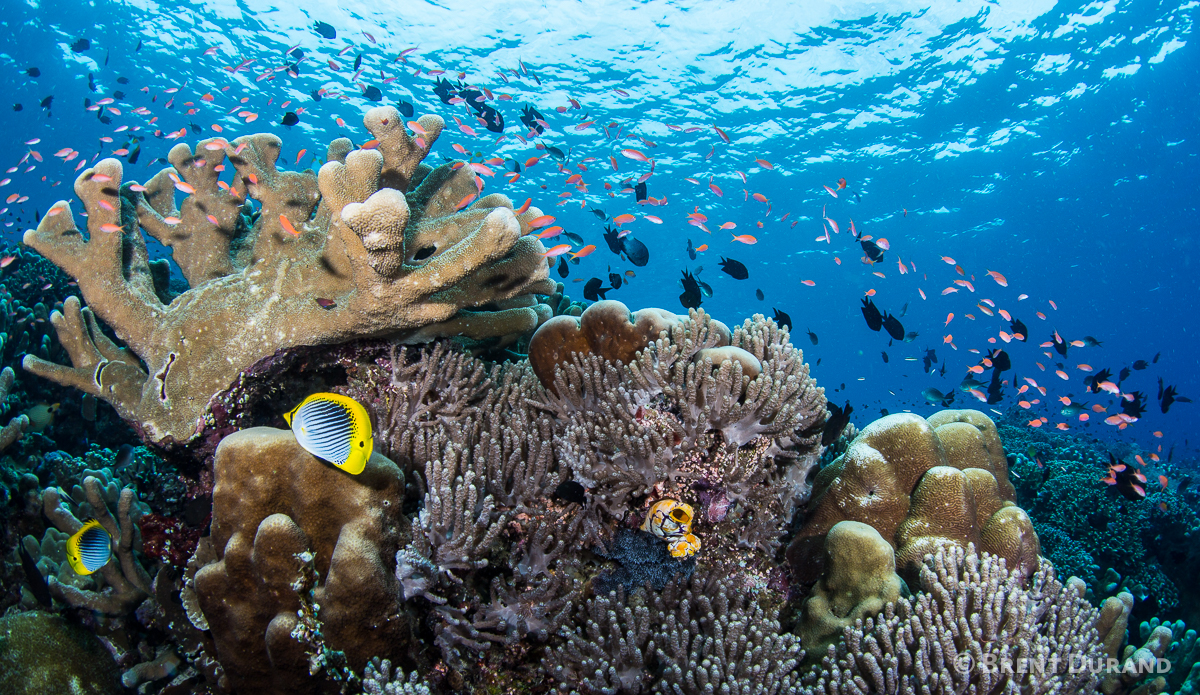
xmin=2 ymin=16 xmax=1188 ymax=494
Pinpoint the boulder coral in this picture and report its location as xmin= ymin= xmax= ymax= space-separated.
xmin=191 ymin=427 xmax=411 ymax=694
xmin=22 ymin=105 xmax=556 ymax=448
xmin=797 ymin=520 xmax=906 ymax=657
xmin=788 ymin=410 xmax=1039 ymax=586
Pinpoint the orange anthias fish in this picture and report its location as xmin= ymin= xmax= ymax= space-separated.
xmin=837 ymin=177 xmax=847 ymax=189
xmin=731 ymin=234 xmax=757 ymax=244
xmin=541 ymin=244 xmax=572 ymax=258
xmin=570 ymin=244 xmax=596 ymax=259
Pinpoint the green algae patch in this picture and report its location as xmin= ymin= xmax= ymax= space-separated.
xmin=0 ymin=611 xmax=121 ymax=695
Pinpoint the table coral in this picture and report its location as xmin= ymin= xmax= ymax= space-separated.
xmin=22 ymin=104 xmax=556 ymax=448
xmin=191 ymin=427 xmax=412 ymax=694
xmin=788 ymin=410 xmax=1039 ymax=586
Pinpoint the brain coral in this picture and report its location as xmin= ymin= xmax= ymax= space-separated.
xmin=787 ymin=409 xmax=1039 ymax=586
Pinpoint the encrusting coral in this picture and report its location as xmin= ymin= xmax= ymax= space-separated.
xmin=788 ymin=410 xmax=1040 ymax=586
xmin=22 ymin=105 xmax=556 ymax=447
xmin=191 ymin=427 xmax=411 ymax=694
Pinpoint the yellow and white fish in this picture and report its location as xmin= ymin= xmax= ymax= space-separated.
xmin=283 ymin=393 xmax=373 ymax=475
xmin=66 ymin=519 xmax=112 ymax=575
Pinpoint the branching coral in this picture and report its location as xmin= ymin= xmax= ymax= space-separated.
xmin=800 ymin=544 xmax=1104 ymax=695
xmin=39 ymin=476 xmax=152 ymax=614
xmin=360 ymin=657 xmax=433 ymax=695
xmin=23 ymin=105 xmax=556 ymax=447
xmin=550 ymin=569 xmax=806 ymax=694
xmin=0 ymin=366 xmax=28 ymax=450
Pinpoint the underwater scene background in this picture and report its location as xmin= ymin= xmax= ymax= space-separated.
xmin=0 ymin=0 xmax=1196 ymax=693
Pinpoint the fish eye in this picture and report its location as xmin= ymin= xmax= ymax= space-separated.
xmin=359 ymin=441 xmax=365 ymax=447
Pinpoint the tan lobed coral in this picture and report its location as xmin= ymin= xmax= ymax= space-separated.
xmin=797 ymin=520 xmax=905 ymax=658
xmin=527 ymin=299 xmax=679 ymax=393
xmin=192 ymin=427 xmax=411 ymax=694
xmin=22 ymin=105 xmax=556 ymax=446
xmin=0 ymin=366 xmax=28 ymax=451
xmin=787 ymin=410 xmax=1039 ymax=586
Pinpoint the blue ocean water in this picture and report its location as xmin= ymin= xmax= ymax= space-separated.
xmin=0 ymin=0 xmax=1194 ymax=460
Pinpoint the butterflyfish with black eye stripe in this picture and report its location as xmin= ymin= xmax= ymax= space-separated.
xmin=66 ymin=518 xmax=113 ymax=575
xmin=283 ymin=393 xmax=373 ymax=475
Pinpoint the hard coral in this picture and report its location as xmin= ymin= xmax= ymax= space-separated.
xmin=192 ymin=427 xmax=412 ymax=695
xmin=528 ymin=299 xmax=678 ymax=393
xmin=797 ymin=520 xmax=905 ymax=658
xmin=23 ymin=105 xmax=556 ymax=448
xmin=789 ymin=410 xmax=1039 ymax=587
xmin=800 ymin=544 xmax=1103 ymax=695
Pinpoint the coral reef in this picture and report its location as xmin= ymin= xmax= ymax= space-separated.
xmin=0 ymin=610 xmax=123 ymax=694
xmin=801 ymin=544 xmax=1103 ymax=694
xmin=23 ymin=105 xmax=557 ymax=447
xmin=192 ymin=427 xmax=410 ymax=694
xmin=1006 ymin=432 xmax=1199 ymax=625
xmin=797 ymin=520 xmax=906 ymax=658
xmin=788 ymin=410 xmax=1039 ymax=587
xmin=290 ymin=303 xmax=826 ymax=683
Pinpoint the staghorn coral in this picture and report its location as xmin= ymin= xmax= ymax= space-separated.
xmin=192 ymin=427 xmax=411 ymax=695
xmin=800 ymin=544 xmax=1103 ymax=695
xmin=788 ymin=410 xmax=1039 ymax=587
xmin=23 ymin=104 xmax=556 ymax=447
